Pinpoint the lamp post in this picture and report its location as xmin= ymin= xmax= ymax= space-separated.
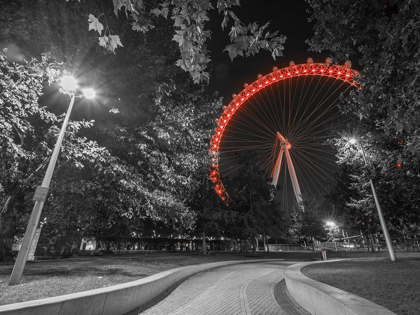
xmin=349 ymin=138 xmax=396 ymax=261
xmin=9 ymin=77 xmax=95 ymax=285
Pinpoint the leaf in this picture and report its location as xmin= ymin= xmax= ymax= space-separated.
xmin=98 ymin=36 xmax=108 ymax=48
xmin=99 ymin=35 xmax=123 ymax=53
xmin=113 ymin=0 xmax=139 ymax=16
xmin=224 ymin=37 xmax=249 ymax=60
xmin=271 ymin=47 xmax=283 ymax=60
xmin=221 ymin=14 xmax=229 ymax=30
xmin=151 ymin=7 xmax=169 ymax=19
xmin=88 ymin=14 xmax=104 ymax=35
xmin=108 ymin=35 xmax=124 ymax=52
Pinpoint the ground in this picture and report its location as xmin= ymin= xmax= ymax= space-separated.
xmin=1 ymin=250 xmax=419 ymax=314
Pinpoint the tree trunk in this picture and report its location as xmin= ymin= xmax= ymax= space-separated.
xmin=202 ymin=231 xmax=207 ymax=255
xmin=0 ymin=195 xmax=18 ymax=262
xmin=368 ymin=229 xmax=376 ymax=252
xmin=266 ymin=235 xmax=270 ymax=253
xmin=252 ymin=232 xmax=256 ymax=256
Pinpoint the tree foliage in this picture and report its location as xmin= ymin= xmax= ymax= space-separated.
xmin=287 ymin=195 xmax=328 ymax=249
xmin=0 ymin=0 xmax=226 ymax=259
xmin=307 ymin=0 xmax=420 ymax=235
xmin=223 ymin=154 xmax=283 ymax=252
xmin=82 ymin=0 xmax=286 ymax=83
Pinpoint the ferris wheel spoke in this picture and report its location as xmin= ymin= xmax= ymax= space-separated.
xmin=211 ymin=59 xmax=359 ymax=207
xmin=224 ymin=122 xmax=275 ymax=141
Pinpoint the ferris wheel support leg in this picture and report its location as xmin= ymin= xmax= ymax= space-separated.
xmin=271 ymin=147 xmax=285 ymax=187
xmin=285 ymin=148 xmax=304 ymax=210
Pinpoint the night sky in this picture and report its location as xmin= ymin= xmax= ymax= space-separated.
xmin=208 ymin=0 xmax=330 ymax=99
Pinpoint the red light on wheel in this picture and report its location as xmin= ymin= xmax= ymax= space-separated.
xmin=210 ymin=59 xmax=360 ymax=204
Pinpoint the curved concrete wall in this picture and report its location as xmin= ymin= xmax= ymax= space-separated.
xmin=0 ymin=259 xmax=276 ymax=315
xmin=284 ymin=261 xmax=396 ymax=315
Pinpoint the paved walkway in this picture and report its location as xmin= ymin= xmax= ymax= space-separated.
xmin=128 ymin=261 xmax=309 ymax=315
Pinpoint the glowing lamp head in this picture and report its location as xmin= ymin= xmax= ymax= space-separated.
xmin=397 ymin=163 xmax=402 ymax=168
xmin=82 ymin=88 xmax=96 ymax=99
xmin=60 ymin=75 xmax=78 ymax=91
xmin=349 ymin=138 xmax=357 ymax=145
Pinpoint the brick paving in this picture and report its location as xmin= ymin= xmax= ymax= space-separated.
xmin=135 ymin=261 xmax=310 ymax=315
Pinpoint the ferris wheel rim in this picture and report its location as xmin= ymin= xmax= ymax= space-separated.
xmin=209 ymin=58 xmax=360 ymax=202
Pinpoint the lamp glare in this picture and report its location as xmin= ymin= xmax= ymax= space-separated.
xmin=60 ymin=76 xmax=78 ymax=91
xmin=82 ymin=88 xmax=96 ymax=99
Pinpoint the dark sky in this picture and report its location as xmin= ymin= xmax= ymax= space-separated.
xmin=208 ymin=0 xmax=329 ymax=100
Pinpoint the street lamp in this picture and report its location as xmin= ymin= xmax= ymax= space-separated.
xmin=348 ymin=138 xmax=396 ymax=261
xmin=9 ymin=76 xmax=95 ymax=285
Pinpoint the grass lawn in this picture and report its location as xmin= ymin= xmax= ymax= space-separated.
xmin=301 ymin=252 xmax=420 ymax=315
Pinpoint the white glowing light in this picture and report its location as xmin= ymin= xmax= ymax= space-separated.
xmin=82 ymin=88 xmax=96 ymax=99
xmin=60 ymin=76 xmax=78 ymax=91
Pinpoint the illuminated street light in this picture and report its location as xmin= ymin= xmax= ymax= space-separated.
xmin=82 ymin=88 xmax=96 ymax=99
xmin=9 ymin=76 xmax=95 ymax=285
xmin=60 ymin=75 xmax=78 ymax=91
xmin=348 ymin=138 xmax=396 ymax=261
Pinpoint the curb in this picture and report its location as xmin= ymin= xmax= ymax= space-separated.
xmin=0 ymin=259 xmax=281 ymax=315
xmin=284 ymin=260 xmax=397 ymax=315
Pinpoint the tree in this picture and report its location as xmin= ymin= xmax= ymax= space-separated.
xmin=225 ymin=153 xmax=283 ymax=255
xmin=188 ymin=176 xmax=226 ymax=254
xmin=0 ymin=52 xmax=124 ymax=260
xmin=287 ymin=195 xmax=327 ymax=251
xmin=306 ymin=0 xmax=420 ymax=236
xmin=83 ymin=0 xmax=286 ymax=83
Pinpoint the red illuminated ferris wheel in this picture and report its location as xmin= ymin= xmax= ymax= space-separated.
xmin=209 ymin=58 xmax=360 ymax=208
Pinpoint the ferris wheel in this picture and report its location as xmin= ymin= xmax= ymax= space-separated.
xmin=209 ymin=58 xmax=360 ymax=212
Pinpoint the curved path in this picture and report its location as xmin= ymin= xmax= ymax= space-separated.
xmin=130 ymin=261 xmax=309 ymax=315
